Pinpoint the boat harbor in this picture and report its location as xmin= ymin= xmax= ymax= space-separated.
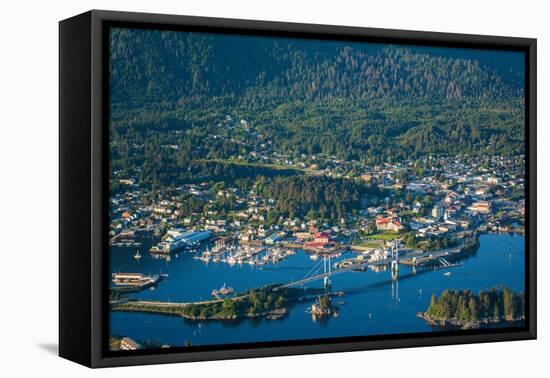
xmin=193 ymin=238 xmax=296 ymax=266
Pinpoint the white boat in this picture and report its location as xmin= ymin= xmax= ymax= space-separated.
xmin=133 ymin=251 xmax=141 ymax=260
xmin=444 ymin=271 xmax=451 ymax=276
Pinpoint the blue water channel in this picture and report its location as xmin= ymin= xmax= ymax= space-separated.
xmin=109 ymin=233 xmax=525 ymax=348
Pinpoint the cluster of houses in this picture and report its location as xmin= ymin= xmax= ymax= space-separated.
xmin=109 ymin=152 xmax=525 ymax=252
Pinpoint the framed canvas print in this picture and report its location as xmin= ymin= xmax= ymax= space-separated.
xmin=59 ymin=10 xmax=536 ymax=368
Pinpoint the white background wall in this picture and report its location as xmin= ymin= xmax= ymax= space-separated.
xmin=0 ymin=0 xmax=546 ymax=375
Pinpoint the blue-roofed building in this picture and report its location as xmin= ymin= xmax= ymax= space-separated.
xmin=265 ymin=233 xmax=279 ymax=245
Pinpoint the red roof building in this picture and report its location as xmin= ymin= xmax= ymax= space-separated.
xmin=305 ymin=232 xmax=331 ymax=248
xmin=376 ymin=216 xmax=403 ymax=232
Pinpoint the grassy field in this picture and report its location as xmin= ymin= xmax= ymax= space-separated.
xmin=356 ymin=240 xmax=385 ymax=248
xmin=366 ymin=232 xmax=403 ymax=241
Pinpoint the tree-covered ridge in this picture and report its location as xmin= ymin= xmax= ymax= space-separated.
xmin=110 ymin=97 xmax=524 ymax=177
xmin=109 ymin=28 xmax=523 ymax=104
xmin=425 ymin=287 xmax=525 ymax=323
xmin=108 ymin=28 xmax=525 ymax=185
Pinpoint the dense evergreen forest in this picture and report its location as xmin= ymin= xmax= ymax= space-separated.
xmin=425 ymin=287 xmax=525 ymax=323
xmin=110 ymin=29 xmax=523 ymax=102
xmin=256 ymin=175 xmax=382 ymax=219
xmin=109 ymin=28 xmax=525 ymax=187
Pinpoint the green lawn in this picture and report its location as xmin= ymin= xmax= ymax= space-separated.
xmin=366 ymin=232 xmax=403 ymax=241
xmin=357 ymin=240 xmax=384 ymax=248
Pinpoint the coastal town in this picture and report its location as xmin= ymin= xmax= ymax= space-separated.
xmin=105 ymin=31 xmax=527 ymax=351
xmin=110 ymin=143 xmax=525 ymax=263
xmin=109 ymin=145 xmax=525 ymax=350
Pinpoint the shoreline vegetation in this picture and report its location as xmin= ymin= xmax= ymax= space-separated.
xmin=417 ymin=287 xmax=525 ymax=329
xmin=112 ymin=285 xmax=320 ymax=321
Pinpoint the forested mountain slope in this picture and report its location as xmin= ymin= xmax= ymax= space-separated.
xmin=108 ymin=28 xmax=525 ymax=184
xmin=110 ymin=28 xmax=523 ymax=104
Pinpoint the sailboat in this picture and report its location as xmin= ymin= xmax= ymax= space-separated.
xmin=134 ymin=251 xmax=142 ymax=260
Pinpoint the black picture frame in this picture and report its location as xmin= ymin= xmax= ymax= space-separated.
xmin=59 ymin=9 xmax=537 ymax=368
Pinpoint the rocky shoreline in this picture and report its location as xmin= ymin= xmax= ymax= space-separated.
xmin=182 ymin=307 xmax=289 ymax=321
xmin=416 ymin=312 xmax=525 ymax=330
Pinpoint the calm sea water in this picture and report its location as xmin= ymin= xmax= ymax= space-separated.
xmin=109 ymin=233 xmax=525 ymax=348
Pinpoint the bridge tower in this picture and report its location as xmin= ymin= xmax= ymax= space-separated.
xmin=391 ymin=244 xmax=399 ymax=279
xmin=323 ymin=254 xmax=332 ymax=288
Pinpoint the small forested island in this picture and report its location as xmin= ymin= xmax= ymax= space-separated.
xmin=112 ymin=285 xmax=311 ymax=321
xmin=310 ymin=295 xmax=338 ymax=319
xmin=418 ymin=287 xmax=525 ymax=329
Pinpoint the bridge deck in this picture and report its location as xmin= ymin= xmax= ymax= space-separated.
xmin=280 ymin=246 xmax=461 ymax=288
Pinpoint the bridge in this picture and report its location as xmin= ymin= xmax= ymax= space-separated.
xmin=280 ymin=243 xmax=463 ymax=289
xmin=111 ymin=243 xmax=468 ymax=313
